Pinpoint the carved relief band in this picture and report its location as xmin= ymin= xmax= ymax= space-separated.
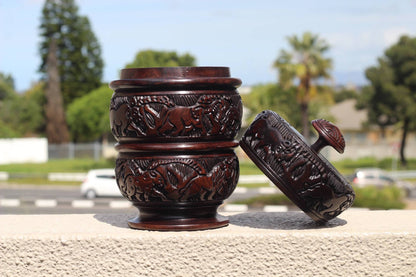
xmin=110 ymin=92 xmax=242 ymax=142
xmin=240 ymin=110 xmax=355 ymax=223
xmin=109 ymin=67 xmax=242 ymax=230
xmin=115 ymin=152 xmax=239 ymax=230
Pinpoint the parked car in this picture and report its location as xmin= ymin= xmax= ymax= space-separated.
xmin=351 ymin=168 xmax=412 ymax=194
xmin=352 ymin=168 xmax=394 ymax=188
xmin=80 ymin=169 xmax=122 ymax=199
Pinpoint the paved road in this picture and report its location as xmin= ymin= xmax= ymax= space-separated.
xmin=0 ymin=184 xmax=282 ymax=214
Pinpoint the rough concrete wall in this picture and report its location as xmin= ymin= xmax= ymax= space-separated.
xmin=1 ymin=211 xmax=415 ymax=276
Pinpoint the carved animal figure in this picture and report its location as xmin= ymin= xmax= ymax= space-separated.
xmin=110 ymin=95 xmax=176 ymax=138
xmin=115 ymin=160 xmax=138 ymax=201
xmin=202 ymin=97 xmax=229 ymax=135
xmin=223 ymin=105 xmax=242 ymax=135
xmin=178 ymin=158 xmax=237 ymax=201
xmin=157 ymin=106 xmax=206 ymax=136
xmin=111 ymin=97 xmax=145 ymax=137
xmin=250 ymin=117 xmax=286 ymax=161
xmin=120 ymin=160 xmax=168 ymax=202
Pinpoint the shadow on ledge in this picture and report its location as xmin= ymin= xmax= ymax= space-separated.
xmin=93 ymin=211 xmax=347 ymax=231
xmin=94 ymin=213 xmax=136 ymax=229
xmin=228 ymin=211 xmax=347 ymax=230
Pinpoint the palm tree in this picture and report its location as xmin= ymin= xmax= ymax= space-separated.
xmin=274 ymin=32 xmax=332 ymax=141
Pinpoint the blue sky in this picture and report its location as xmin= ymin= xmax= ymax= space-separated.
xmin=1 ymin=0 xmax=415 ymax=92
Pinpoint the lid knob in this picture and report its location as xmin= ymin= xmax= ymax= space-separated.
xmin=310 ymin=119 xmax=345 ymax=154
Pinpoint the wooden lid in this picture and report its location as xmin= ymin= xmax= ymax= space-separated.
xmin=240 ymin=110 xmax=355 ymax=223
xmin=110 ymin=67 xmax=241 ymax=90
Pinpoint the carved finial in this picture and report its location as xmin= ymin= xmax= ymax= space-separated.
xmin=311 ymin=119 xmax=345 ymax=154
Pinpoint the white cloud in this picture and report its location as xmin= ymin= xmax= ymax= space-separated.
xmin=383 ymin=27 xmax=412 ymax=46
xmin=325 ymin=31 xmax=385 ymax=52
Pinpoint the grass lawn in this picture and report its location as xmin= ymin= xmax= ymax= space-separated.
xmin=0 ymin=159 xmax=115 ymax=174
xmin=239 ymin=160 xmax=264 ymax=175
xmin=0 ymin=178 xmax=80 ymax=186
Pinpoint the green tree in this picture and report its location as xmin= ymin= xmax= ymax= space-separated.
xmin=15 ymin=82 xmax=46 ymax=136
xmin=360 ymin=35 xmax=416 ymax=166
xmin=357 ymin=59 xmax=399 ymax=131
xmin=0 ymin=72 xmax=19 ymax=138
xmin=0 ymin=82 xmax=46 ymax=137
xmin=242 ymin=83 xmax=334 ymax=130
xmin=67 ymin=85 xmax=113 ymax=142
xmin=126 ymin=49 xmax=196 ymax=68
xmin=0 ymin=72 xmax=15 ymax=100
xmin=39 ymin=0 xmax=104 ymax=107
xmin=0 ymin=120 xmax=20 ymax=138
xmin=273 ymin=32 xmax=332 ymax=141
xmin=242 ymin=84 xmax=300 ymax=126
xmin=0 ymin=72 xmax=45 ymax=138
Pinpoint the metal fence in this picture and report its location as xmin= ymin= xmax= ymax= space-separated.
xmin=48 ymin=142 xmax=103 ymax=160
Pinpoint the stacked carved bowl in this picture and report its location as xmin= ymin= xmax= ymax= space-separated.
xmin=109 ymin=67 xmax=242 ymax=230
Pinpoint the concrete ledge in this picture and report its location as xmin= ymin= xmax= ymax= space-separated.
xmin=1 ymin=211 xmax=415 ymax=276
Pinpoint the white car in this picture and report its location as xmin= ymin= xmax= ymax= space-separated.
xmin=80 ymin=169 xmax=122 ymax=199
xmin=352 ymin=168 xmax=413 ymax=195
xmin=352 ymin=168 xmax=394 ymax=188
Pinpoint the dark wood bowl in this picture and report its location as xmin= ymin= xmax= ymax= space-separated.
xmin=110 ymin=67 xmax=243 ymax=144
xmin=115 ymin=151 xmax=239 ymax=230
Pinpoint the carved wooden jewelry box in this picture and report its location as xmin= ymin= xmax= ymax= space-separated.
xmin=109 ymin=67 xmax=354 ymax=231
